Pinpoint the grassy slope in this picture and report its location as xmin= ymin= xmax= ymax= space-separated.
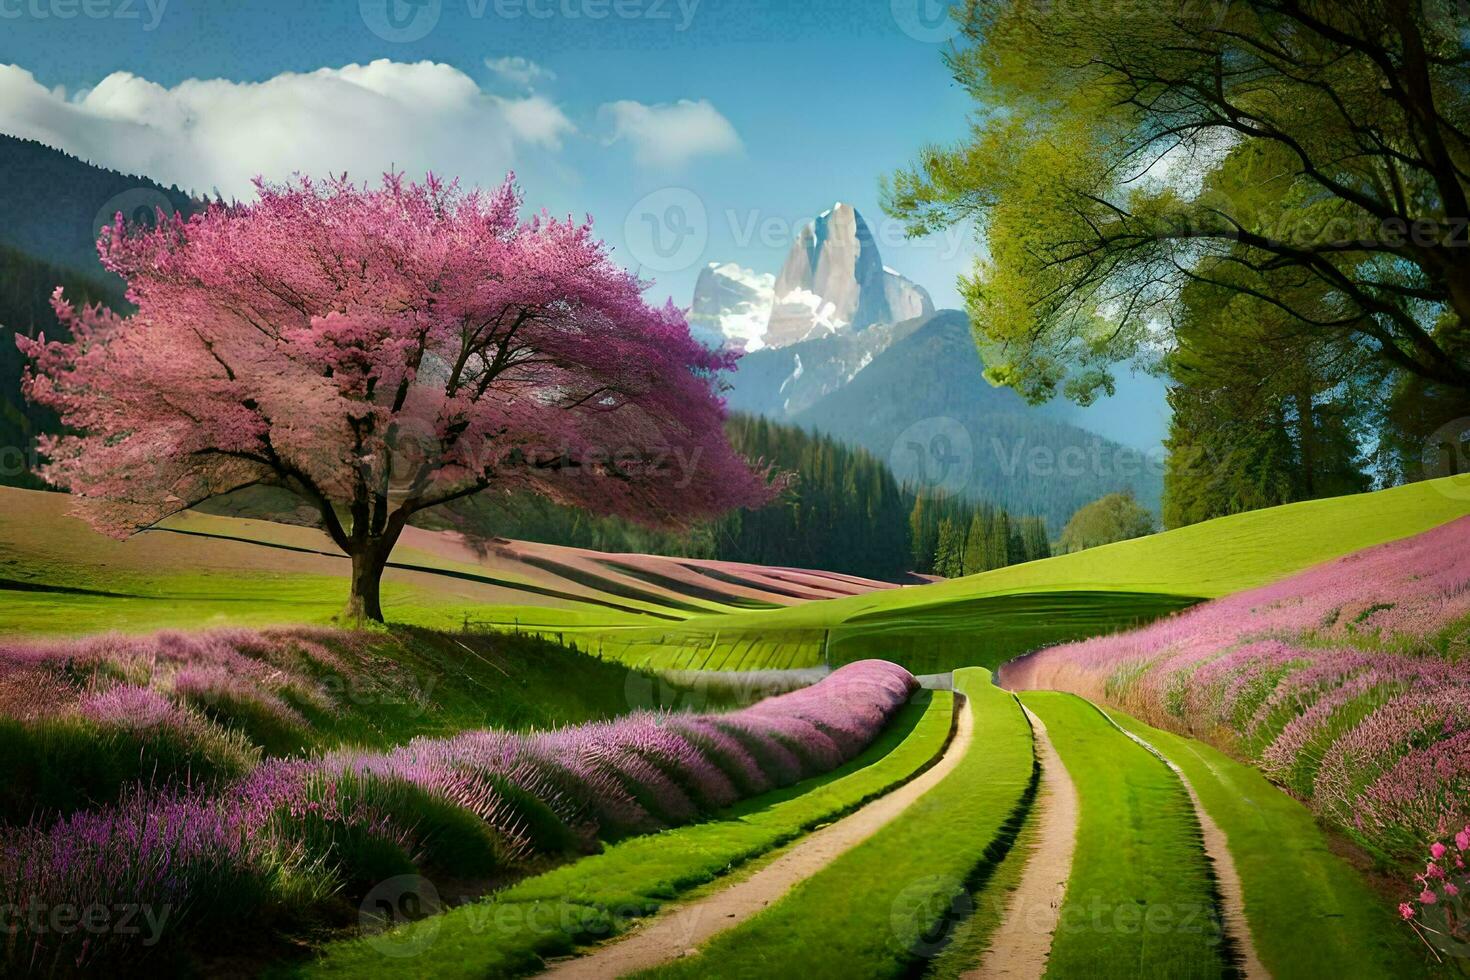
xmin=1108 ymin=709 xmax=1436 ymax=979
xmin=299 ymin=690 xmax=955 ymax=978
xmin=6 ymin=480 xmax=1466 ymax=673
xmin=641 ymin=668 xmax=1035 ymax=979
xmin=1021 ymin=691 xmax=1232 ymax=980
xmin=568 ymin=477 xmax=1470 ymax=673
xmin=0 ymin=487 xmax=889 ymax=638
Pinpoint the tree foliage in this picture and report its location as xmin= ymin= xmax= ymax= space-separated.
xmin=887 ymin=1 xmax=1470 ymax=404
xmin=905 ymin=488 xmax=1050 ymax=576
xmin=1057 ymin=491 xmax=1156 ymax=553
xmin=1161 ymin=265 xmax=1372 ymax=526
xmin=18 ymin=174 xmax=775 ymax=619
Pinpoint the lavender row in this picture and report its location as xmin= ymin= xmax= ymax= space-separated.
xmin=1005 ymin=516 xmax=1470 ymax=863
xmin=0 ymin=658 xmax=916 ymax=971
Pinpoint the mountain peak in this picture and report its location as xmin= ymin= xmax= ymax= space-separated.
xmin=689 ymin=201 xmax=933 ymax=353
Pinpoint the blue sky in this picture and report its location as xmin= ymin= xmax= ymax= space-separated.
xmin=0 ymin=0 xmax=1170 ymax=447
xmin=0 ymin=0 xmax=979 ymax=310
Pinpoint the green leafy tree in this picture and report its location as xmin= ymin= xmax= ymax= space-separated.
xmin=1058 ymin=492 xmax=1157 ymax=554
xmin=1161 ymin=266 xmax=1372 ymax=526
xmin=887 ymin=1 xmax=1470 ymax=406
xmin=1019 ymin=516 xmax=1051 ymax=562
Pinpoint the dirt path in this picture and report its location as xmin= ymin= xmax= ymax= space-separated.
xmin=965 ymin=706 xmax=1077 ymax=980
xmin=1099 ymin=710 xmax=1271 ymax=980
xmin=540 ymin=693 xmax=975 ymax=979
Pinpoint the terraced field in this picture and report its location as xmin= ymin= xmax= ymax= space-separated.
xmin=323 ymin=670 xmax=1430 ymax=979
xmin=0 ymin=487 xmax=892 ymax=638
xmin=300 ymin=686 xmax=959 ymax=978
xmin=4 ymin=480 xmax=1465 ymax=976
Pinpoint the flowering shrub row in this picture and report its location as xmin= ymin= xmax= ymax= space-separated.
xmin=0 ymin=627 xmax=352 ymax=732
xmin=0 ymin=659 xmax=916 ymax=971
xmin=1003 ymin=516 xmax=1470 ymax=863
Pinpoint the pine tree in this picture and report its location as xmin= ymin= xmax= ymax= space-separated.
xmin=962 ymin=513 xmax=988 ymax=576
xmin=909 ymin=493 xmax=930 ymax=572
xmin=1020 ymin=516 xmax=1051 ymax=562
xmin=986 ymin=510 xmax=1011 ymax=570
xmin=934 ymin=518 xmax=960 ymax=577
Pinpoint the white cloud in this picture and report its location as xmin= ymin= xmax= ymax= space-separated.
xmin=491 ymin=93 xmax=575 ymax=150
xmin=485 ymin=56 xmax=556 ymax=90
xmin=0 ymin=60 xmax=573 ymax=199
xmin=599 ymin=99 xmax=741 ymax=169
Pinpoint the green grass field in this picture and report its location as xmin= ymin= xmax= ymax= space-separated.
xmin=640 ymin=668 xmax=1035 ymax=979
xmin=1107 ymin=709 xmax=1433 ymax=979
xmin=299 ymin=690 xmax=955 ymax=978
xmin=1020 ymin=692 xmax=1234 ymax=979
xmin=7 ymin=479 xmax=1467 ymax=679
xmin=548 ymin=476 xmax=1470 ymax=674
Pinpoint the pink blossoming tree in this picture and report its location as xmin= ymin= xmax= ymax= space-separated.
xmin=18 ymin=174 xmax=777 ymax=621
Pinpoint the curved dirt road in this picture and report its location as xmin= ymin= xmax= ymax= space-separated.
xmin=541 ymin=693 xmax=975 ymax=979
xmin=966 ymin=705 xmax=1078 ymax=979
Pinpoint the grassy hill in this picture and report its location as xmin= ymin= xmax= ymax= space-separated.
xmin=0 ymin=487 xmax=892 ymax=639
xmin=3 ymin=477 xmax=1467 ymax=672
xmin=559 ymin=476 xmax=1470 ymax=672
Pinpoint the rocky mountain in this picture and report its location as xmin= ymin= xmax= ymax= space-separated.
xmin=688 ymin=262 xmax=776 ymax=351
xmin=723 ymin=316 xmax=929 ymax=419
xmin=782 ymin=310 xmax=1165 ymax=530
xmin=700 ymin=200 xmax=1166 ymax=525
xmin=689 ymin=202 xmax=932 ymax=351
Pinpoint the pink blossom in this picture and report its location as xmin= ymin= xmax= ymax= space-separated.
xmin=17 ymin=173 xmax=781 ymax=618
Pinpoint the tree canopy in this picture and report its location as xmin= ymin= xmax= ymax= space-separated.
xmin=19 ymin=174 xmax=775 ymax=619
xmin=886 ymin=0 xmax=1470 ymax=405
xmin=1057 ymin=491 xmax=1156 ymax=553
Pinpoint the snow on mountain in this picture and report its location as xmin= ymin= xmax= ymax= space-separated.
xmin=689 ymin=202 xmax=933 ymax=352
xmin=687 ymin=262 xmax=776 ymax=351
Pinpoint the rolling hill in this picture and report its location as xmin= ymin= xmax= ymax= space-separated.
xmin=0 ymin=487 xmax=892 ymax=639
xmin=5 ymin=476 xmax=1468 ymax=675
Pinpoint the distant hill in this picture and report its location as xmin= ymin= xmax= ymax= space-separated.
xmin=0 ymin=134 xmax=204 ymax=487
xmin=729 ymin=310 xmax=1164 ymax=529
xmin=0 ymin=134 xmax=201 ymax=278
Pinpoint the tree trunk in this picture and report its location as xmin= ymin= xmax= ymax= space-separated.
xmin=1295 ymin=388 xmax=1317 ymax=499
xmin=347 ymin=547 xmax=387 ymax=624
